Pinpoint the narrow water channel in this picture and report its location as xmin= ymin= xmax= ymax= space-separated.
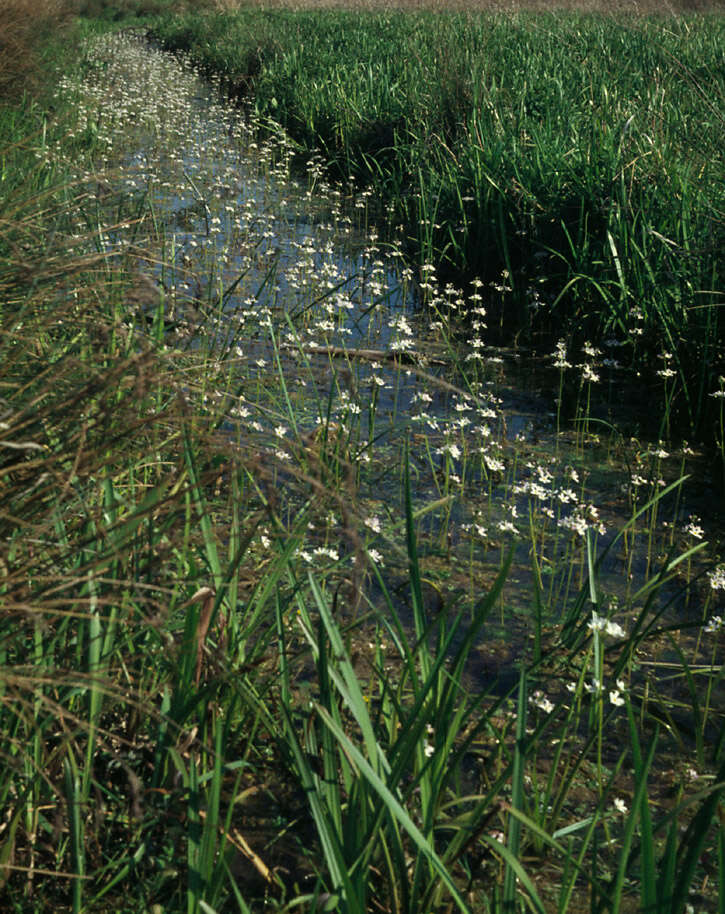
xmin=55 ymin=30 xmax=724 ymax=682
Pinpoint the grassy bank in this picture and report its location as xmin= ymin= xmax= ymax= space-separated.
xmin=151 ymin=7 xmax=725 ymax=441
xmin=2 ymin=9 xmax=725 ymax=914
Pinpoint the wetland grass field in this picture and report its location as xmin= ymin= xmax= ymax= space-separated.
xmin=1 ymin=2 xmax=724 ymax=912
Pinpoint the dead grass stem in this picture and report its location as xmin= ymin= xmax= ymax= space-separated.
xmin=0 ymin=0 xmax=76 ymax=102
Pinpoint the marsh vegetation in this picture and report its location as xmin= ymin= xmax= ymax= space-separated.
xmin=1 ymin=4 xmax=724 ymax=913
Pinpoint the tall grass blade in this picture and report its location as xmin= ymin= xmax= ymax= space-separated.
xmin=671 ymin=754 xmax=725 ymax=914
xmin=503 ymin=666 xmax=527 ymax=912
xmin=314 ymin=703 xmax=470 ymax=914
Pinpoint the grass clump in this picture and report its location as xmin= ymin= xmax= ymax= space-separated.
xmin=0 ymin=0 xmax=77 ymax=102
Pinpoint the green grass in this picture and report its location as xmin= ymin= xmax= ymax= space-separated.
xmin=151 ymin=7 xmax=725 ymax=440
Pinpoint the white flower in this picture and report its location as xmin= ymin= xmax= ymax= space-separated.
xmin=497 ymin=520 xmax=517 ymax=535
xmin=391 ymin=337 xmax=414 ymax=352
xmin=531 ymin=691 xmax=555 ymax=714
xmin=590 ymin=614 xmax=623 ymax=637
xmin=708 ymin=566 xmax=725 ymax=591
xmin=559 ymin=513 xmax=588 ymax=537
xmin=613 ymin=797 xmax=628 ymax=815
xmin=438 ymin=443 xmax=461 ymax=460
xmin=605 ymin=620 xmax=626 ymax=639
xmin=684 ymin=516 xmax=704 ymax=539
xmin=552 ymin=340 xmax=571 ymax=369
xmin=583 ymin=342 xmax=602 ymax=358
xmin=484 ymin=454 xmax=505 ymax=473
xmin=538 ymin=465 xmax=554 ymax=484
xmin=313 ymin=546 xmax=339 ymax=561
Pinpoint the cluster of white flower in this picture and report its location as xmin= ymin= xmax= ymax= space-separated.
xmin=588 ymin=613 xmax=626 ymax=639
xmin=63 ymin=32 xmax=721 ymax=678
xmin=708 ymin=565 xmax=725 ymax=591
xmin=552 ymin=339 xmax=572 ymax=370
xmin=656 ymin=351 xmax=676 ymax=380
xmin=437 ymin=442 xmax=462 ymax=460
xmin=609 ymin=679 xmax=627 ymax=706
xmin=422 ymin=723 xmax=435 ymax=758
xmin=364 ymin=515 xmax=382 ymax=534
xmin=683 ymin=516 xmax=704 ymax=539
xmin=530 ymin=691 xmax=555 ymax=714
xmin=559 ymin=504 xmax=606 ymax=537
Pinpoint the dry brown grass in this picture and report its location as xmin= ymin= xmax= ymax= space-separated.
xmin=0 ymin=0 xmax=76 ymax=102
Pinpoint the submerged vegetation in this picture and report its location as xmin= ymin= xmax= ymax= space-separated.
xmin=1 ymin=4 xmax=724 ymax=914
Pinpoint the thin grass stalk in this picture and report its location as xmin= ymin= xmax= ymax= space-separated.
xmin=503 ymin=666 xmax=527 ymax=912
xmin=625 ymin=700 xmax=657 ymax=913
xmin=670 ymin=754 xmax=725 ymax=914
xmin=606 ymin=726 xmax=659 ymax=914
xmin=63 ymin=756 xmax=84 ymax=914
